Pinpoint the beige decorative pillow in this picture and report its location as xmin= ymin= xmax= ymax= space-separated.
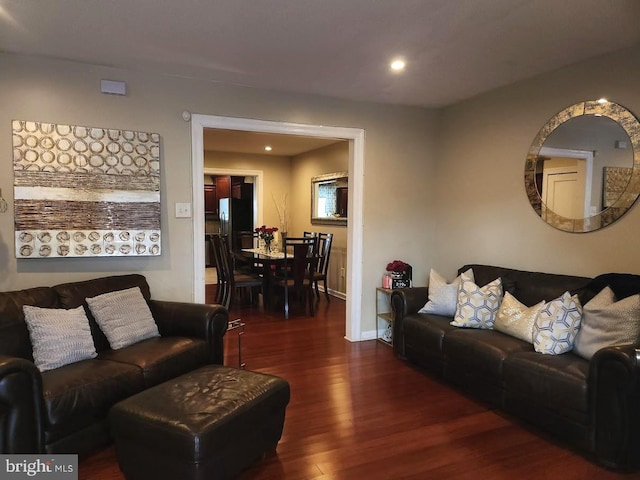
xmin=419 ymin=268 xmax=474 ymax=316
xmin=451 ymin=272 xmax=503 ymax=329
xmin=494 ymin=292 xmax=545 ymax=344
xmin=23 ymin=305 xmax=97 ymax=372
xmin=573 ymin=286 xmax=640 ymax=360
xmin=86 ymin=287 xmax=159 ymax=350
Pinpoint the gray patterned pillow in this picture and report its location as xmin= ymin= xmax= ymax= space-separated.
xmin=23 ymin=305 xmax=97 ymax=372
xmin=86 ymin=287 xmax=159 ymax=350
xmin=420 ymin=268 xmax=474 ymax=316
xmin=573 ymin=286 xmax=640 ymax=360
xmin=451 ymin=271 xmax=503 ymax=329
xmin=533 ymin=292 xmax=582 ymax=355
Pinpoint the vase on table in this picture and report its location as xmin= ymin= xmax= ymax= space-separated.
xmin=264 ymin=239 xmax=272 ymax=253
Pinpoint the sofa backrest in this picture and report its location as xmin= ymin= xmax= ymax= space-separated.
xmin=0 ymin=287 xmax=58 ymax=360
xmin=459 ymin=264 xmax=592 ymax=307
xmin=53 ymin=274 xmax=151 ymax=352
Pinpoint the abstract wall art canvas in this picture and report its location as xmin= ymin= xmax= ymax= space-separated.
xmin=13 ymin=120 xmax=161 ymax=258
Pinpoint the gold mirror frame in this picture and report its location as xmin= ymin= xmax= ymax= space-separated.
xmin=311 ymin=171 xmax=348 ymax=226
xmin=525 ymin=100 xmax=640 ymax=232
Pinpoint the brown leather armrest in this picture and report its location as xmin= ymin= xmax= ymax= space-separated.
xmin=590 ymin=344 xmax=640 ymax=471
xmin=148 ymin=301 xmax=229 ymax=364
xmin=0 ymin=355 xmax=45 ymax=453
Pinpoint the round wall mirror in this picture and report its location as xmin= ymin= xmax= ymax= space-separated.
xmin=524 ymin=100 xmax=640 ymax=232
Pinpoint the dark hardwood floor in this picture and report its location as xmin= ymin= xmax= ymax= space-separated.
xmin=79 ymin=293 xmax=639 ymax=479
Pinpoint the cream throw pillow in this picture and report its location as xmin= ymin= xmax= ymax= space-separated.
xmin=451 ymin=272 xmax=503 ymax=329
xmin=494 ymin=292 xmax=545 ymax=344
xmin=86 ymin=287 xmax=160 ymax=350
xmin=23 ymin=305 xmax=97 ymax=372
xmin=573 ymin=286 xmax=640 ymax=360
xmin=420 ymin=268 xmax=474 ymax=316
xmin=533 ymin=291 xmax=582 ymax=355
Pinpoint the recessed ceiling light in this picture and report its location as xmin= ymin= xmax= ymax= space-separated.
xmin=264 ymin=146 xmax=272 ymax=152
xmin=390 ymin=59 xmax=406 ymax=72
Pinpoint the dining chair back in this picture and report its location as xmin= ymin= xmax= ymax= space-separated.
xmin=303 ymin=231 xmax=320 ymax=255
xmin=277 ymin=236 xmax=318 ymax=319
xmin=211 ymin=234 xmax=262 ymax=310
xmin=211 ymin=234 xmax=230 ymax=307
xmin=313 ymin=233 xmax=334 ymax=301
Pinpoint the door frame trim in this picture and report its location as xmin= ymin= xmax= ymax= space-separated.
xmin=190 ymin=114 xmax=365 ymax=342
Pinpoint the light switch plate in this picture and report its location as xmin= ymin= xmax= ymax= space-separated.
xmin=175 ymin=203 xmax=192 ymax=218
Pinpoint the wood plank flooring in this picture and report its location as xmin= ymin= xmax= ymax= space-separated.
xmin=79 ymin=297 xmax=639 ymax=479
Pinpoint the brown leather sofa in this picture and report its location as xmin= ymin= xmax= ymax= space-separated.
xmin=0 ymin=274 xmax=228 ymax=456
xmin=391 ymin=264 xmax=640 ymax=471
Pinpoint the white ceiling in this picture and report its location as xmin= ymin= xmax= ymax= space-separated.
xmin=2 ymin=0 xmax=640 ymax=109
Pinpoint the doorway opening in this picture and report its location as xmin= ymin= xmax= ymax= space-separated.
xmin=191 ymin=115 xmax=365 ymax=342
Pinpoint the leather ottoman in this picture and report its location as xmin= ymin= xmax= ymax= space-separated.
xmin=109 ymin=365 xmax=290 ymax=480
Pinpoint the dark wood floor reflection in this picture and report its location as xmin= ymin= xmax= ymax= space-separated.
xmin=79 ymin=294 xmax=636 ymax=479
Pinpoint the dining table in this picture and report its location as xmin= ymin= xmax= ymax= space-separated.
xmin=232 ymin=248 xmax=288 ymax=311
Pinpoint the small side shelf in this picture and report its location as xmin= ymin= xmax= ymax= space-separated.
xmin=227 ymin=318 xmax=246 ymax=369
xmin=376 ymin=287 xmax=394 ymax=346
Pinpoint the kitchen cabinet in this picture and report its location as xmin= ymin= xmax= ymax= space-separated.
xmin=216 ymin=176 xmax=231 ymax=199
xmin=204 ymin=186 xmax=217 ymax=215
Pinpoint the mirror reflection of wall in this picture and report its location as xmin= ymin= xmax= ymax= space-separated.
xmin=315 ymin=178 xmax=348 ymax=218
xmin=311 ymin=171 xmax=348 ymax=226
xmin=536 ymin=115 xmax=633 ymax=219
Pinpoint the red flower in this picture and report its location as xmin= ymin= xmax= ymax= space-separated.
xmin=386 ymin=260 xmax=410 ymax=273
xmin=255 ymin=225 xmax=278 ymax=241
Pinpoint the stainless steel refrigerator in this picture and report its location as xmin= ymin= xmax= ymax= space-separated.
xmin=218 ymin=198 xmax=254 ymax=250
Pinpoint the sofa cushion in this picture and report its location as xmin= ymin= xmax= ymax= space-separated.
xmin=86 ymin=287 xmax=160 ymax=350
xmin=503 ymin=351 xmax=590 ymax=422
xmin=41 ymin=358 xmax=143 ymax=444
xmin=23 ymin=305 xmax=97 ymax=372
xmin=573 ymin=286 xmax=640 ymax=360
xmin=533 ymin=292 xmax=582 ymax=355
xmin=443 ymin=329 xmax=532 ymax=381
xmin=451 ymin=272 xmax=503 ymax=329
xmin=494 ymin=293 xmax=545 ymax=344
xmin=402 ymin=314 xmax=458 ymax=372
xmin=97 ymin=336 xmax=210 ymax=388
xmin=419 ymin=268 xmax=473 ymax=316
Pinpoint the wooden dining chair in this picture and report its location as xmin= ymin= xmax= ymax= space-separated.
xmin=273 ymin=236 xmax=318 ymax=319
xmin=312 ymin=232 xmax=333 ymax=301
xmin=211 ymin=234 xmax=262 ymax=310
xmin=233 ymin=230 xmax=259 ymax=273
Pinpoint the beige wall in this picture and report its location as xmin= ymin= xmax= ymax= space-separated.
xmin=1 ymin=52 xmax=438 ymax=338
xmin=433 ymin=45 xmax=640 ymax=281
xmin=204 ymin=150 xmax=292 ymax=230
xmin=290 ymin=141 xmax=349 ymax=249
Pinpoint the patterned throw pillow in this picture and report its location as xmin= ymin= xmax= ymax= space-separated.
xmin=451 ymin=272 xmax=503 ymax=329
xmin=533 ymin=291 xmax=582 ymax=355
xmin=420 ymin=268 xmax=474 ymax=316
xmin=573 ymin=286 xmax=640 ymax=360
xmin=86 ymin=287 xmax=160 ymax=350
xmin=494 ymin=292 xmax=545 ymax=344
xmin=23 ymin=305 xmax=97 ymax=372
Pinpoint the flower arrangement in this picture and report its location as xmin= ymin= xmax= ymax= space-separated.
xmin=386 ymin=260 xmax=411 ymax=274
xmin=383 ymin=259 xmax=412 ymax=288
xmin=255 ymin=225 xmax=278 ymax=252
